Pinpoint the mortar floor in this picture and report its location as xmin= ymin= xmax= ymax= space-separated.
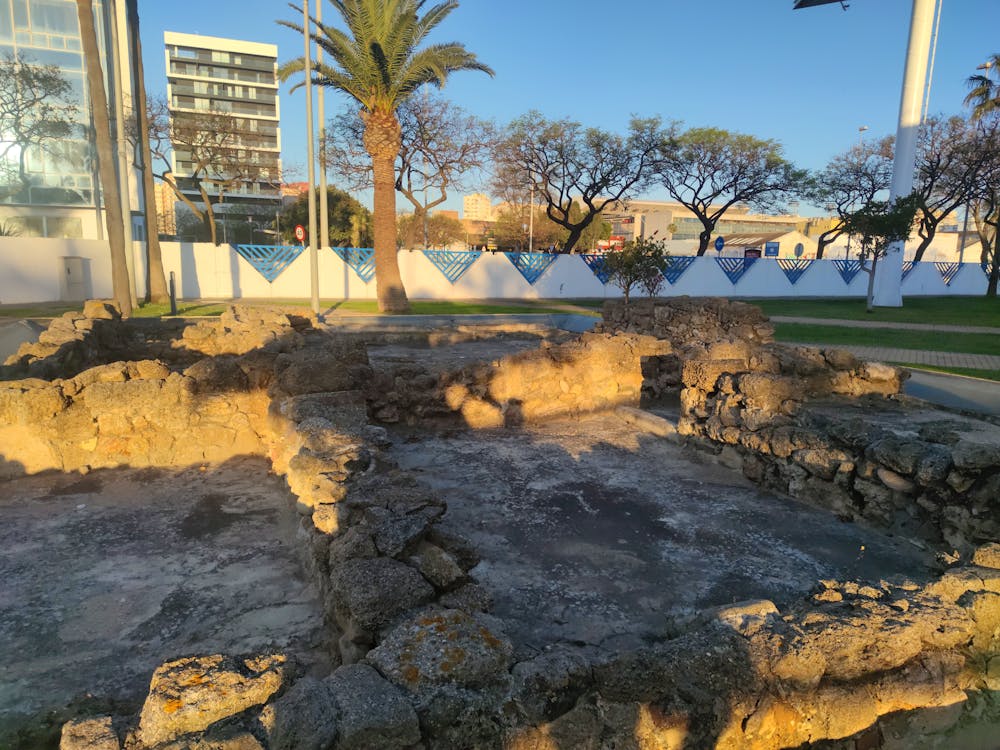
xmin=389 ymin=413 xmax=937 ymax=658
xmin=0 ymin=456 xmax=328 ymax=741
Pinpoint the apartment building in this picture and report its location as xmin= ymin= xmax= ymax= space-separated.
xmin=164 ymin=31 xmax=282 ymax=228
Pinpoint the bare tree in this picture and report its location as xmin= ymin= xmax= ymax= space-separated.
xmin=492 ymin=112 xmax=663 ymax=253
xmin=653 ymin=127 xmax=804 ymax=255
xmin=146 ymin=97 xmax=280 ymax=245
xmin=801 ymin=138 xmax=893 ymax=259
xmin=326 ymin=95 xmax=493 ymax=246
xmin=912 ymin=115 xmax=996 ymax=262
xmin=0 ymin=52 xmax=79 ymax=200
xmin=76 ymin=0 xmax=132 ymax=316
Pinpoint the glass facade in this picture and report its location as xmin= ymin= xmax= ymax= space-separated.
xmin=0 ymin=0 xmax=109 ymax=210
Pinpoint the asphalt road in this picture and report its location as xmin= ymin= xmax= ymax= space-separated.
xmin=904 ymin=369 xmax=1000 ymax=417
xmin=0 ymin=320 xmax=43 ymax=362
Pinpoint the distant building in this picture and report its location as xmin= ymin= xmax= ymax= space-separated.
xmin=164 ymin=31 xmax=282 ymax=229
xmin=0 ymin=0 xmax=142 ymax=241
xmin=463 ymin=193 xmax=493 ymax=222
xmin=153 ymin=182 xmax=177 ymax=236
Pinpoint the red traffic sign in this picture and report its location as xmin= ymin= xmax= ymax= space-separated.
xmin=294 ymin=224 xmax=306 ymax=242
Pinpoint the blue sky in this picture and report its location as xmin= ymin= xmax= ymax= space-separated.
xmin=138 ymin=0 xmax=1000 ymax=215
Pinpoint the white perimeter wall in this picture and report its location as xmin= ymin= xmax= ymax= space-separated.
xmin=0 ymin=238 xmax=989 ymax=305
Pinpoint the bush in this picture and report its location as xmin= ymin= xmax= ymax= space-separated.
xmin=604 ymin=236 xmax=667 ymax=303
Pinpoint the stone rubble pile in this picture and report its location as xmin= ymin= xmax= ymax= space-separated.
xmin=599 ymin=296 xmax=1000 ymax=551
xmin=368 ymin=332 xmax=673 ymax=427
xmin=2 ymin=300 xmax=137 ymax=380
xmin=0 ymin=300 xmax=992 ymax=749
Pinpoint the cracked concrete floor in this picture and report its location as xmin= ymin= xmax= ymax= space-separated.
xmin=389 ymin=413 xmax=937 ymax=659
xmin=0 ymin=456 xmax=328 ymax=745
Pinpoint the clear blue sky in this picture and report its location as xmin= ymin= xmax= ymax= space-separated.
xmin=138 ymin=0 xmax=1000 ymax=215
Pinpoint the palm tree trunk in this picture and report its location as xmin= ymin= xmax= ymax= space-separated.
xmin=363 ymin=110 xmax=409 ymax=313
xmin=127 ymin=0 xmax=168 ymax=303
xmin=76 ymin=0 xmax=132 ymax=317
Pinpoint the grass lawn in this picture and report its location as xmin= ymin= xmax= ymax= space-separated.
xmin=773 ymin=322 xmax=1000 ymax=356
xmin=751 ymin=296 xmax=1000 ymax=328
xmin=0 ymin=304 xmax=79 ymax=318
xmin=133 ymin=302 xmax=228 ymax=318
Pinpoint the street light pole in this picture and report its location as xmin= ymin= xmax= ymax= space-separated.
xmin=872 ymin=0 xmax=936 ymax=308
xmin=303 ymin=0 xmax=320 ymax=315
xmin=528 ymin=182 xmax=535 ymax=253
xmin=858 ymin=124 xmax=869 ymax=147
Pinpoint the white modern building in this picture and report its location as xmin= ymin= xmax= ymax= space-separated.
xmin=0 ymin=0 xmax=143 ymax=242
xmin=164 ymin=31 xmax=282 ymax=231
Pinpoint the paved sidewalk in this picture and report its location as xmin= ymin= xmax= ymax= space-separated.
xmin=797 ymin=342 xmax=1000 ymax=370
xmin=771 ymin=315 xmax=1000 ymax=335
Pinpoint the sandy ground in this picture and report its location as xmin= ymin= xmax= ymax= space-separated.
xmin=0 ymin=457 xmax=329 ymax=745
xmin=389 ymin=412 xmax=936 ymax=660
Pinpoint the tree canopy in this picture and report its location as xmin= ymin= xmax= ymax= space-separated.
xmin=492 ymin=112 xmax=662 ymax=253
xmin=653 ymin=126 xmax=804 ymax=255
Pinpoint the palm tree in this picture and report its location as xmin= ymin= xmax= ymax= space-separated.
xmin=126 ymin=0 xmax=169 ymax=304
xmin=76 ymin=0 xmax=133 ymax=316
xmin=966 ymin=55 xmax=1000 ymax=297
xmin=280 ymin=0 xmax=492 ymax=313
xmin=965 ymin=55 xmax=1000 ymax=121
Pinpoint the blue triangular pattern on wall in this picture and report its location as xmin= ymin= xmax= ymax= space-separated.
xmin=234 ymin=244 xmax=305 ymax=283
xmin=504 ymin=252 xmax=558 ymax=285
xmin=776 ymin=259 xmax=813 ymax=285
xmin=832 ymin=259 xmax=863 ymax=285
xmin=901 ymin=261 xmax=916 ymax=280
xmin=580 ymin=254 xmax=612 ymax=284
xmin=423 ymin=250 xmax=481 ymax=284
xmin=331 ymin=247 xmax=376 ymax=283
xmin=715 ymin=257 xmax=757 ymax=285
xmin=934 ymin=262 xmax=961 ymax=286
xmin=662 ymin=256 xmax=696 ymax=285
xmin=833 ymin=260 xmax=861 ymax=285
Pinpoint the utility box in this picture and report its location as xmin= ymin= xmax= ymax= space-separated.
xmin=59 ymin=256 xmax=89 ymax=301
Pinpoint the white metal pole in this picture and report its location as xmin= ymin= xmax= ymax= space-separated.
xmin=528 ymin=182 xmax=534 ymax=253
xmin=316 ymin=1 xmax=329 ymax=255
xmin=873 ymin=0 xmax=936 ymax=308
xmin=304 ymin=0 xmax=320 ymax=315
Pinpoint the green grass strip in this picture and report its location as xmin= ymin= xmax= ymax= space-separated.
xmin=774 ymin=322 xmax=1000 ymax=356
xmin=752 ymin=296 xmax=1000 ymax=328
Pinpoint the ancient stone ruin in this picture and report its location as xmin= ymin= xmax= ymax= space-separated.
xmin=1 ymin=298 xmax=998 ymax=749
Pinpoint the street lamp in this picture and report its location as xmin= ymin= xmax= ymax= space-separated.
xmin=858 ymin=125 xmax=869 ymax=146
xmin=795 ymin=0 xmax=939 ymax=307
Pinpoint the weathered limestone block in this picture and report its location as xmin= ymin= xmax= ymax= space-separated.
xmin=259 ymin=677 xmax=338 ymax=750
xmin=681 ymin=359 xmax=748 ymax=392
xmin=184 ymin=356 xmax=250 ymax=393
xmin=327 ymin=557 xmax=435 ymax=636
xmin=81 ymin=299 xmax=120 ymax=319
xmin=368 ymin=608 xmax=513 ymax=692
xmin=326 ymin=664 xmax=421 ymax=750
xmin=274 ymin=346 xmax=370 ymax=397
xmin=973 ymin=543 xmax=1000 ymax=570
xmin=951 ymin=439 xmax=1000 ymax=471
xmin=371 ymin=510 xmax=437 ymax=558
xmin=137 ymin=654 xmax=287 ymax=748
xmin=738 ymin=373 xmax=805 ymax=413
xmin=409 ymin=541 xmax=465 ymax=591
xmin=60 ymin=717 xmax=120 ymax=750
xmin=510 ymin=646 xmax=595 ymax=724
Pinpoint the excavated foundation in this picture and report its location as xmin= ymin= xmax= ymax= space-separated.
xmin=1 ymin=301 xmax=998 ymax=750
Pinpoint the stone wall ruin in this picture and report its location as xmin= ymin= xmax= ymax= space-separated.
xmin=0 ymin=300 xmax=997 ymax=749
